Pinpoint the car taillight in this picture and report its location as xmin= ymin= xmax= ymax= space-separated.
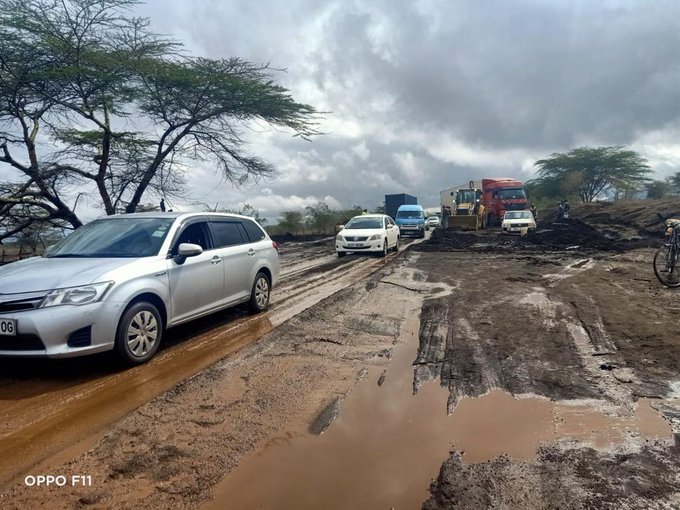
xmin=272 ymin=241 xmax=279 ymax=252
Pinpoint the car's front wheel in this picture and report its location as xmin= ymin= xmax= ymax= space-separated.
xmin=337 ymin=251 xmax=346 ymax=258
xmin=380 ymin=240 xmax=388 ymax=257
xmin=248 ymin=271 xmax=271 ymax=312
xmin=115 ymin=302 xmax=163 ymax=365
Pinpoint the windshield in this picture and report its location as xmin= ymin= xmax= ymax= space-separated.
xmin=455 ymin=190 xmax=478 ymax=203
xmin=345 ymin=217 xmax=383 ymax=229
xmin=46 ymin=217 xmax=174 ymax=258
xmin=396 ymin=210 xmax=424 ymax=219
xmin=498 ymin=188 xmax=526 ymax=200
xmin=505 ymin=211 xmax=533 ymax=220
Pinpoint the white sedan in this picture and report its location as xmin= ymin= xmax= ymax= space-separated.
xmin=501 ymin=210 xmax=537 ymax=234
xmin=426 ymin=215 xmax=441 ymax=228
xmin=336 ymin=214 xmax=400 ymax=257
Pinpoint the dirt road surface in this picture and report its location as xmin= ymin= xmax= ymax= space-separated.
xmin=2 ymin=202 xmax=680 ymax=509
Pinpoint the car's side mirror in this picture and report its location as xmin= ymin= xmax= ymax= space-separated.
xmin=174 ymin=242 xmax=203 ymax=263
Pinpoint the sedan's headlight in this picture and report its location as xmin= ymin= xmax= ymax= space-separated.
xmin=368 ymin=234 xmax=381 ymax=241
xmin=336 ymin=234 xmax=344 ymax=242
xmin=40 ymin=281 xmax=114 ymax=308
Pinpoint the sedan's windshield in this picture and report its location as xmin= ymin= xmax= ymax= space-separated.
xmin=46 ymin=217 xmax=174 ymax=258
xmin=345 ymin=217 xmax=383 ymax=229
xmin=498 ymin=188 xmax=526 ymax=200
xmin=396 ymin=210 xmax=423 ymax=219
xmin=505 ymin=211 xmax=533 ymax=220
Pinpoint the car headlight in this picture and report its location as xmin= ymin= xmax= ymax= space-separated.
xmin=336 ymin=234 xmax=344 ymax=242
xmin=40 ymin=281 xmax=114 ymax=308
xmin=368 ymin=234 xmax=381 ymax=241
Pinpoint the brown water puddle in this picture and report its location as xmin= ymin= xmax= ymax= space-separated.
xmin=204 ymin=316 xmax=672 ymax=510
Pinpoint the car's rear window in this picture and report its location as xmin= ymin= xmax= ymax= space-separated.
xmin=211 ymin=221 xmax=248 ymax=247
xmin=242 ymin=218 xmax=266 ymax=242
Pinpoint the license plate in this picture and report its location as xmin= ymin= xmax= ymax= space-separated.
xmin=0 ymin=319 xmax=17 ymax=336
xmin=348 ymin=243 xmax=363 ymax=248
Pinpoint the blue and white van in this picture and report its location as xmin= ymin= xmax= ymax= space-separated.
xmin=395 ymin=204 xmax=426 ymax=238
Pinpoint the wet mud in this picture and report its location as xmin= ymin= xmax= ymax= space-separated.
xmin=417 ymin=219 xmax=657 ymax=254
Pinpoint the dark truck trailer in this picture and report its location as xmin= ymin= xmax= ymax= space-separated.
xmin=385 ymin=193 xmax=417 ymax=221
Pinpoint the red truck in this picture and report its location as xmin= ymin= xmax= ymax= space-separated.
xmin=481 ymin=178 xmax=529 ymax=227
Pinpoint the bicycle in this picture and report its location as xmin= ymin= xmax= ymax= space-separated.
xmin=653 ymin=217 xmax=680 ymax=288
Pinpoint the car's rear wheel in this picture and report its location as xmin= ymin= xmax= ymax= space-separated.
xmin=394 ymin=236 xmax=400 ymax=252
xmin=115 ymin=302 xmax=163 ymax=365
xmin=248 ymin=271 xmax=271 ymax=312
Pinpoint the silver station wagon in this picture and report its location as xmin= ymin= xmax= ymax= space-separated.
xmin=0 ymin=212 xmax=280 ymax=364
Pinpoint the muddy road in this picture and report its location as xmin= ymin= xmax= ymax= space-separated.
xmin=2 ymin=212 xmax=680 ymax=509
xmin=0 ymin=236 xmax=424 ymax=492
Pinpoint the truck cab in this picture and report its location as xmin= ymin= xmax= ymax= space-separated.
xmin=396 ymin=204 xmax=426 ymax=238
xmin=481 ymin=178 xmax=529 ymax=227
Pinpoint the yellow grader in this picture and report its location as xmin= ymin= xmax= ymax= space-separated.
xmin=442 ymin=181 xmax=486 ymax=230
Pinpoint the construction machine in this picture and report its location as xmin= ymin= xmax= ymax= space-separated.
xmin=443 ymin=181 xmax=486 ymax=230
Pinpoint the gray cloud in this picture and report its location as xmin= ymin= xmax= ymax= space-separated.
xmin=7 ymin=0 xmax=677 ymax=222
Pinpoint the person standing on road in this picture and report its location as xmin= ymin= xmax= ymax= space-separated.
xmin=361 ymin=209 xmax=369 ymax=215
xmin=563 ymin=200 xmax=570 ymax=219
xmin=530 ymin=204 xmax=537 ymax=221
xmin=557 ymin=201 xmax=565 ymax=220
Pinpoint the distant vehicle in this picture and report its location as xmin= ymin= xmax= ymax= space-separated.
xmin=395 ymin=204 xmax=426 ymax=238
xmin=0 ymin=213 xmax=280 ymax=364
xmin=385 ymin=193 xmax=417 ymax=222
xmin=482 ymin=178 xmax=530 ymax=227
xmin=426 ymin=216 xmax=441 ymax=228
xmin=336 ymin=214 xmax=399 ymax=257
xmin=501 ymin=210 xmax=537 ymax=234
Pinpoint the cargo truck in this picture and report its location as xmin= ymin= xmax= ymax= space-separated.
xmin=385 ymin=193 xmax=417 ymax=221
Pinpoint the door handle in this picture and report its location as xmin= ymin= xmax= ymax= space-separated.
xmin=210 ymin=256 xmax=222 ymax=265
xmin=248 ymin=249 xmax=255 ymax=257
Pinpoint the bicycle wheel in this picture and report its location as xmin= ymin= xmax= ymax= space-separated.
xmin=653 ymin=245 xmax=680 ymax=288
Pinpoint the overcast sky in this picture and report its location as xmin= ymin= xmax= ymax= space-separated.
xmin=5 ymin=0 xmax=680 ymax=221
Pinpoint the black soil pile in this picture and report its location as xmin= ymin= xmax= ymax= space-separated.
xmin=572 ymin=198 xmax=680 ymax=239
xmin=415 ymin=219 xmax=657 ymax=254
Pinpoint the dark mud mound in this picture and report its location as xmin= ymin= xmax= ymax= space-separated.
xmin=573 ymin=198 xmax=680 ymax=239
xmin=416 ymin=220 xmax=656 ymax=254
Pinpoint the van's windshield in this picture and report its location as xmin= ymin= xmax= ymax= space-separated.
xmin=396 ymin=210 xmax=424 ymax=219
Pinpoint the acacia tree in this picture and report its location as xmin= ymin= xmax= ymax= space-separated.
xmin=533 ymin=146 xmax=652 ymax=203
xmin=0 ymin=0 xmax=321 ymax=241
xmin=277 ymin=210 xmax=304 ymax=234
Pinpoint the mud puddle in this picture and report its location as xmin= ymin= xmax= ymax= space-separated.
xmin=204 ymin=315 xmax=671 ymax=510
xmin=450 ymin=390 xmax=670 ymax=464
xmin=202 ymin=314 xmax=452 ymax=510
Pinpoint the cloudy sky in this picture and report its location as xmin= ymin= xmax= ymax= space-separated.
xmin=6 ymin=0 xmax=680 ymax=222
